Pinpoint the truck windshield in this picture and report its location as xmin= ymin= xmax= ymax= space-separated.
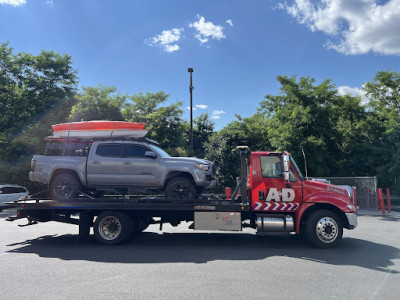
xmin=290 ymin=156 xmax=304 ymax=180
xmin=151 ymin=145 xmax=171 ymax=158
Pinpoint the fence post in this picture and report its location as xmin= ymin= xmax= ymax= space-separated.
xmin=379 ymin=189 xmax=385 ymax=215
xmin=363 ymin=189 xmax=367 ymax=209
xmin=386 ymin=188 xmax=391 ymax=213
xmin=377 ymin=188 xmax=381 ymax=210
xmin=369 ymin=189 xmax=373 ymax=208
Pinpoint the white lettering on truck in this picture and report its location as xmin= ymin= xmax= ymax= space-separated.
xmin=265 ymin=188 xmax=295 ymax=202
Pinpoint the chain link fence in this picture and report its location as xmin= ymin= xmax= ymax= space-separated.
xmin=312 ymin=177 xmax=378 ymax=209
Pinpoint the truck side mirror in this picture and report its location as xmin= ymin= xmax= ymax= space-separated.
xmin=282 ymin=154 xmax=290 ymax=172
xmin=283 ymin=171 xmax=290 ymax=182
xmin=282 ymin=154 xmax=290 ymax=182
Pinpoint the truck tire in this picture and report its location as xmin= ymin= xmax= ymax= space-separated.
xmin=165 ymin=176 xmax=197 ymax=200
xmin=50 ymin=173 xmax=81 ymax=200
xmin=305 ymin=209 xmax=343 ymax=248
xmin=94 ymin=211 xmax=131 ymax=245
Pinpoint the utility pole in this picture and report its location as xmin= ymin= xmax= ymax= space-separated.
xmin=188 ymin=68 xmax=194 ymax=156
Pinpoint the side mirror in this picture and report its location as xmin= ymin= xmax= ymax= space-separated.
xmin=145 ymin=151 xmax=157 ymax=159
xmin=283 ymin=171 xmax=290 ymax=182
xmin=282 ymin=154 xmax=290 ymax=172
xmin=282 ymin=154 xmax=290 ymax=182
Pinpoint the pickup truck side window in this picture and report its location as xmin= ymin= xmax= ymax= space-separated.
xmin=96 ymin=144 xmax=122 ymax=158
xmin=126 ymin=145 xmax=148 ymax=158
xmin=260 ymin=156 xmax=282 ymax=178
xmin=45 ymin=142 xmax=87 ymax=156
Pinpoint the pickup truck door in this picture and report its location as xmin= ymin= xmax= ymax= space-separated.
xmin=122 ymin=144 xmax=159 ymax=186
xmin=250 ymin=154 xmax=303 ymax=212
xmin=87 ymin=143 xmax=124 ymax=185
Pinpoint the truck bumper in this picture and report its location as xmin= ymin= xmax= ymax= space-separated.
xmin=345 ymin=213 xmax=358 ymax=229
xmin=194 ymin=170 xmax=216 ymax=189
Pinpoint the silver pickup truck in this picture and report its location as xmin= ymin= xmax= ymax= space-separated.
xmin=29 ymin=139 xmax=216 ymax=200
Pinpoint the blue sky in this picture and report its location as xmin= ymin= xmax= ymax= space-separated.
xmin=1 ymin=0 xmax=399 ymax=129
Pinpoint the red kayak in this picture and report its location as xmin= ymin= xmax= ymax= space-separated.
xmin=52 ymin=121 xmax=148 ymax=139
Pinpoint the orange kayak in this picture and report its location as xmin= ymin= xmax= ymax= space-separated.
xmin=52 ymin=121 xmax=148 ymax=139
xmin=52 ymin=121 xmax=145 ymax=132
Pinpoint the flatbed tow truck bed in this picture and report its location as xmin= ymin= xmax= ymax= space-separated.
xmin=4 ymin=195 xmax=251 ymax=245
xmin=7 ymin=196 xmax=248 ymax=212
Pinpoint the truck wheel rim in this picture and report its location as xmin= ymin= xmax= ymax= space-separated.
xmin=98 ymin=216 xmax=121 ymax=241
xmin=54 ymin=181 xmax=73 ymax=198
xmin=315 ymin=217 xmax=338 ymax=243
xmin=170 ymin=183 xmax=192 ymax=199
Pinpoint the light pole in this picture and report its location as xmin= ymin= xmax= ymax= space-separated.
xmin=188 ymin=68 xmax=194 ymax=156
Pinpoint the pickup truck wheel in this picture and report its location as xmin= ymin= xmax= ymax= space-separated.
xmin=165 ymin=177 xmax=197 ymax=201
xmin=50 ymin=173 xmax=81 ymax=200
xmin=94 ymin=211 xmax=130 ymax=245
xmin=305 ymin=210 xmax=343 ymax=248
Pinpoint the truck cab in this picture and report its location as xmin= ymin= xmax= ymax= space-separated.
xmin=248 ymin=151 xmax=357 ymax=247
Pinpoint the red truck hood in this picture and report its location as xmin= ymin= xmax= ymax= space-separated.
xmin=302 ymin=179 xmax=353 ymax=210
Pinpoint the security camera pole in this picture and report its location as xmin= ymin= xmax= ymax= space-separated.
xmin=188 ymin=68 xmax=194 ymax=156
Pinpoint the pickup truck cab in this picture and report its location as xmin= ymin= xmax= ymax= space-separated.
xmin=29 ymin=138 xmax=216 ymax=200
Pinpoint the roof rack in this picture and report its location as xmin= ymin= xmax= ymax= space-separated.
xmin=44 ymin=136 xmax=160 ymax=146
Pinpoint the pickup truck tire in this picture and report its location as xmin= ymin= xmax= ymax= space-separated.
xmin=305 ymin=210 xmax=343 ymax=248
xmin=94 ymin=211 xmax=131 ymax=245
xmin=50 ymin=173 xmax=81 ymax=200
xmin=165 ymin=176 xmax=197 ymax=201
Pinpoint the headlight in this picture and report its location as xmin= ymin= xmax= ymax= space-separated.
xmin=347 ymin=204 xmax=356 ymax=212
xmin=194 ymin=163 xmax=209 ymax=171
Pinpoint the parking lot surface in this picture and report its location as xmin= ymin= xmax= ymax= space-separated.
xmin=1 ymin=209 xmax=399 ymax=300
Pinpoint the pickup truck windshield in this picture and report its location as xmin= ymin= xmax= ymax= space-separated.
xmin=151 ymin=145 xmax=171 ymax=158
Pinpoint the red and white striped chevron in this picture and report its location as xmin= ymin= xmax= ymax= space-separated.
xmin=252 ymin=202 xmax=299 ymax=211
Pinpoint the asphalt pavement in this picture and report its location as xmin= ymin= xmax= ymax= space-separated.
xmin=0 ymin=208 xmax=399 ymax=300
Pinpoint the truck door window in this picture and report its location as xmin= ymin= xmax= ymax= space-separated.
xmin=126 ymin=145 xmax=148 ymax=158
xmin=96 ymin=144 xmax=122 ymax=157
xmin=260 ymin=156 xmax=282 ymax=178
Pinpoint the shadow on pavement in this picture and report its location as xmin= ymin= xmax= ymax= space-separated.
xmin=6 ymin=232 xmax=400 ymax=274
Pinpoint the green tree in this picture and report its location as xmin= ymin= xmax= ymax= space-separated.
xmin=123 ymin=91 xmax=187 ymax=155
xmin=205 ymin=113 xmax=270 ymax=191
xmin=258 ymin=75 xmax=372 ymax=178
xmin=70 ymin=84 xmax=126 ymax=121
xmin=363 ymin=69 xmax=400 ymax=193
xmin=192 ymin=113 xmax=214 ymax=158
xmin=0 ymin=42 xmax=78 ymax=189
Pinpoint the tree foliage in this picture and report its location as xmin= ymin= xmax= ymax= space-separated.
xmin=70 ymin=84 xmax=125 ymax=121
xmin=0 ymin=42 xmax=78 ymax=189
xmin=206 ymin=71 xmax=400 ymax=193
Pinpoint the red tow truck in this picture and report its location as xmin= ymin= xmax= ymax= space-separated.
xmin=5 ymin=146 xmax=357 ymax=248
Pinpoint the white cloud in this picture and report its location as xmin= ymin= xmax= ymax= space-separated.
xmin=280 ymin=0 xmax=400 ymax=56
xmin=189 ymin=15 xmax=226 ymax=44
xmin=195 ymin=104 xmax=208 ymax=109
xmin=226 ymin=19 xmax=234 ymax=27
xmin=213 ymin=110 xmax=226 ymax=115
xmin=0 ymin=0 xmax=26 ymax=6
xmin=211 ymin=110 xmax=226 ymax=119
xmin=146 ymin=28 xmax=184 ymax=53
xmin=337 ymin=85 xmax=369 ymax=104
xmin=187 ymin=106 xmax=198 ymax=111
